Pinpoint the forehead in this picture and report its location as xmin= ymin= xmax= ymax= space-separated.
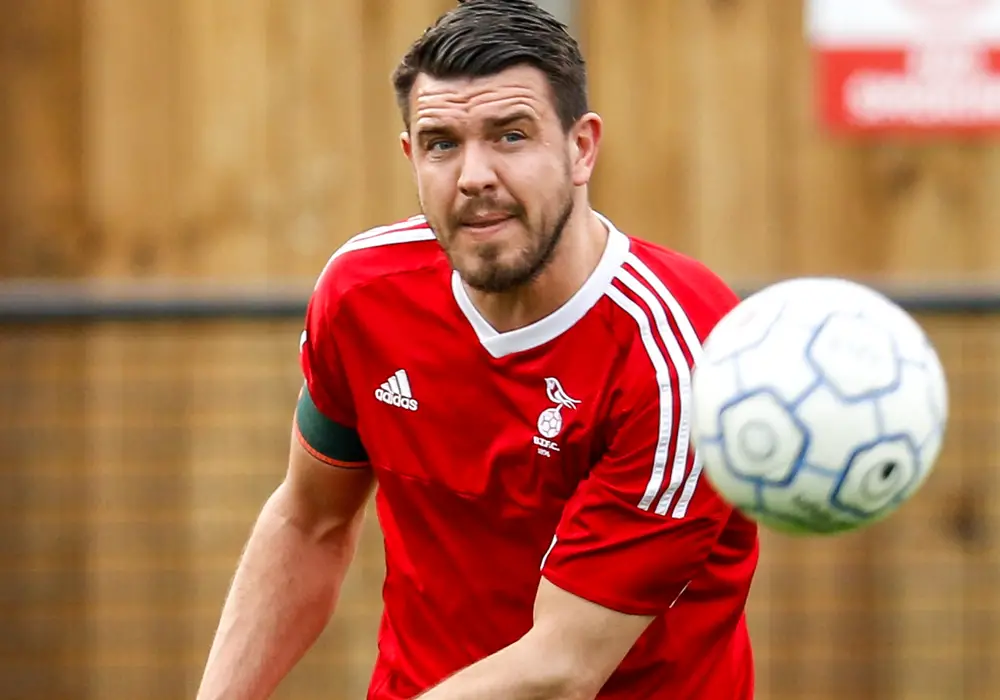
xmin=409 ymin=65 xmax=557 ymax=129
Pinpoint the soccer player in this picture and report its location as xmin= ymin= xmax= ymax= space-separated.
xmin=195 ymin=1 xmax=759 ymax=698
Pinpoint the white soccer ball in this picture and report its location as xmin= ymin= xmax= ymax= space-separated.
xmin=691 ymin=277 xmax=948 ymax=535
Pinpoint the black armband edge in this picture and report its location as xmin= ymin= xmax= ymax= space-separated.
xmin=294 ymin=384 xmax=370 ymax=468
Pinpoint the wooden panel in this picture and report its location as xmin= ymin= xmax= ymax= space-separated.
xmin=0 ymin=2 xmax=89 ymax=699
xmin=0 ymin=0 xmax=89 ymax=277
xmin=83 ymin=324 xmax=195 ymax=700
xmin=81 ymin=0 xmax=380 ymax=282
xmin=80 ymin=4 xmax=191 ymax=697
xmin=581 ymin=2 xmax=1000 ymax=700
xmin=874 ymin=315 xmax=1000 ymax=700
xmin=579 ymin=0 xmax=783 ymax=281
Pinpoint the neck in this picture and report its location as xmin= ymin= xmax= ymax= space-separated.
xmin=463 ymin=202 xmax=609 ymax=334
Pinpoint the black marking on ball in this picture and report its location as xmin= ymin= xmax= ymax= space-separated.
xmin=881 ymin=461 xmax=898 ymax=480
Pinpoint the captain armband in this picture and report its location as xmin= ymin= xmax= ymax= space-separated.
xmin=295 ymin=384 xmax=370 ymax=468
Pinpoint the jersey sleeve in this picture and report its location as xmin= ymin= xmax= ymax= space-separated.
xmin=295 ymin=257 xmax=370 ymax=469
xmin=541 ymin=274 xmax=741 ymax=616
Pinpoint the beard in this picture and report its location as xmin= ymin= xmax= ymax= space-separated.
xmin=430 ymin=186 xmax=576 ymax=295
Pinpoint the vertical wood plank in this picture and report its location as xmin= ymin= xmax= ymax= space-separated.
xmin=680 ymin=0 xmax=784 ymax=279
xmin=82 ymin=0 xmax=184 ymax=279
xmin=175 ymin=0 xmax=271 ymax=278
xmin=81 ymin=2 xmax=193 ymax=698
xmin=877 ymin=316 xmax=999 ymax=700
xmin=84 ymin=325 xmax=194 ymax=700
xmin=578 ymin=1 xmax=694 ymax=262
xmin=580 ymin=0 xmax=783 ymax=280
xmin=0 ymin=0 xmax=89 ymax=277
xmin=0 ymin=2 xmax=88 ymax=699
xmin=260 ymin=0 xmax=370 ymax=277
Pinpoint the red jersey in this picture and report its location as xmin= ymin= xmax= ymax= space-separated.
xmin=298 ymin=213 xmax=759 ymax=700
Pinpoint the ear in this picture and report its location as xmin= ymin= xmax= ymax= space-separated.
xmin=400 ymin=130 xmax=414 ymax=162
xmin=569 ymin=112 xmax=602 ymax=188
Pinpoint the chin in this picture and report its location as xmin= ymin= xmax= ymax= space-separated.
xmin=461 ymin=255 xmax=545 ymax=294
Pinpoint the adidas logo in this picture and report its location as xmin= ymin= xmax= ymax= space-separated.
xmin=374 ymin=369 xmax=419 ymax=412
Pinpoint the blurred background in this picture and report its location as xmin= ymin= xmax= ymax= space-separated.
xmin=2 ymin=0 xmax=999 ymax=698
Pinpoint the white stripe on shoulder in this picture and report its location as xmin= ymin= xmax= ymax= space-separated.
xmin=337 ymin=216 xmax=433 ymax=253
xmin=624 ymin=255 xmax=707 ymax=518
xmin=348 ymin=215 xmax=428 ymax=245
xmin=333 ymin=225 xmax=436 ymax=260
xmin=605 ymin=284 xmax=674 ymax=513
xmin=626 ymin=253 xmax=704 ymax=364
xmin=313 ymin=218 xmax=436 ymax=288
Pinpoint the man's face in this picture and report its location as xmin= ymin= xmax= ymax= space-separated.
xmin=402 ymin=65 xmax=593 ymax=293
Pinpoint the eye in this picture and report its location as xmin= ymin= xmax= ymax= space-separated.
xmin=426 ymin=139 xmax=457 ymax=153
xmin=500 ymin=131 xmax=526 ymax=144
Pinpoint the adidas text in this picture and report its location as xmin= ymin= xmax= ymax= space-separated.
xmin=375 ymin=387 xmax=419 ymax=411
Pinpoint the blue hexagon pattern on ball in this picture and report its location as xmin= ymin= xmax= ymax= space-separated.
xmin=691 ymin=277 xmax=948 ymax=536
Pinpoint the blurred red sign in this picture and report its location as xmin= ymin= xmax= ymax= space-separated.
xmin=808 ymin=0 xmax=1000 ymax=134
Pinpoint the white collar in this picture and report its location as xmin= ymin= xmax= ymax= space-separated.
xmin=451 ymin=212 xmax=630 ymax=358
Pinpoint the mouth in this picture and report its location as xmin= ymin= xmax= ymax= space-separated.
xmin=458 ymin=214 xmax=515 ymax=236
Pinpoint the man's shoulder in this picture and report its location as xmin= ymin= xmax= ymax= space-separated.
xmin=625 ymin=237 xmax=736 ymax=302
xmin=593 ymin=233 xmax=741 ymax=394
xmin=615 ymin=236 xmax=740 ymax=341
xmin=311 ymin=215 xmax=443 ymax=306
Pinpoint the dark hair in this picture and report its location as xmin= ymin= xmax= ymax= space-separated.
xmin=391 ymin=0 xmax=588 ymax=132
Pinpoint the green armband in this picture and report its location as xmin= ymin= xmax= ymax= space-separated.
xmin=295 ymin=384 xmax=369 ymax=466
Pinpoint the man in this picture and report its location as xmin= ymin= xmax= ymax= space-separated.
xmin=195 ymin=1 xmax=759 ymax=698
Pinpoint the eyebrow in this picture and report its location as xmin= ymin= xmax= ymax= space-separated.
xmin=484 ymin=111 xmax=536 ymax=130
xmin=413 ymin=110 xmax=538 ymax=141
xmin=413 ymin=123 xmax=456 ymax=141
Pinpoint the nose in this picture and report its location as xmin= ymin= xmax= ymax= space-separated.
xmin=457 ymin=142 xmax=498 ymax=197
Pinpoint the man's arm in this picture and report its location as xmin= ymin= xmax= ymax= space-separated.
xmin=417 ymin=578 xmax=653 ymax=700
xmin=195 ymin=397 xmax=375 ymax=700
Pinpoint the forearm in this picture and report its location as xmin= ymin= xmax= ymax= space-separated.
xmin=416 ymin=633 xmax=593 ymax=700
xmin=196 ymin=483 xmax=362 ymax=700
